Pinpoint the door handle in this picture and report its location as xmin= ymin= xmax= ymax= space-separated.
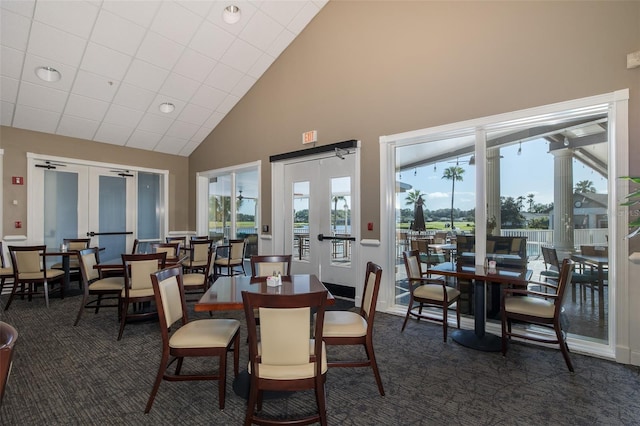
xmin=87 ymin=231 xmax=133 ymax=237
xmin=317 ymin=234 xmax=356 ymax=242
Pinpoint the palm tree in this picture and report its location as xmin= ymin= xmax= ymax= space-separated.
xmin=575 ymin=180 xmax=596 ymax=194
xmin=526 ymin=193 xmax=535 ymax=212
xmin=516 ymin=195 xmax=525 ymax=212
xmin=404 ymin=189 xmax=424 ymax=207
xmin=332 ymin=195 xmax=346 ymax=232
xmin=442 ymin=166 xmax=465 ymax=230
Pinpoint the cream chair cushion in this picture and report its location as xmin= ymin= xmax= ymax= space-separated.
xmin=170 ymin=319 xmax=240 ymax=349
xmin=322 ymin=311 xmax=367 ymax=338
xmin=183 ymin=273 xmax=205 ymax=286
xmin=414 ymin=284 xmax=460 ymax=302
xmin=504 ymin=296 xmax=554 ymax=319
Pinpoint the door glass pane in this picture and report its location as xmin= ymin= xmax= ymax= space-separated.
xmin=44 ymin=170 xmax=78 ymax=264
xmin=99 ymin=175 xmax=127 ymax=261
xmin=293 ymin=181 xmax=310 ymax=261
xmin=137 ymin=172 xmax=162 ymax=254
xmin=236 ymin=169 xmax=258 ymax=258
xmin=330 ymin=177 xmax=351 ymax=265
xmin=209 ymin=175 xmax=231 ymax=242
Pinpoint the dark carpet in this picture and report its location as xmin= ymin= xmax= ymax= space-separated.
xmin=1 ymin=289 xmax=639 ymax=425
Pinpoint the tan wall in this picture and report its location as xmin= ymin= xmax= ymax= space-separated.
xmin=0 ymin=126 xmax=189 ymax=236
xmin=188 ymin=0 xmax=640 ymax=239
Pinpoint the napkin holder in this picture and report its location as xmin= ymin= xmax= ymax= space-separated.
xmin=266 ymin=275 xmax=282 ymax=287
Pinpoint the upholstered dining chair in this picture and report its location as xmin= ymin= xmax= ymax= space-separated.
xmin=5 ymin=245 xmax=65 ymax=310
xmin=0 ymin=243 xmax=14 ymax=295
xmin=51 ymin=238 xmax=91 ymax=284
xmin=182 ymin=239 xmax=214 ymax=299
xmin=249 ymin=254 xmax=292 ymax=278
xmin=214 ymin=239 xmax=246 ymax=278
xmin=118 ymin=252 xmax=167 ymax=340
xmin=151 ymin=242 xmax=181 ymax=260
xmin=501 ymin=258 xmax=575 ymax=372
xmin=0 ymin=321 xmax=18 ymax=405
xmin=165 ymin=236 xmax=187 ymax=253
xmin=74 ymin=247 xmax=125 ymax=326
xmin=401 ymin=249 xmax=461 ymax=342
xmin=242 ymin=289 xmax=328 ymax=426
xmin=145 ymin=266 xmax=240 ymax=413
xmin=319 ymin=261 xmax=385 ymax=396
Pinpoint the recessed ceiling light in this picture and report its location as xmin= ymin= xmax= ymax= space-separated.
xmin=35 ymin=66 xmax=61 ymax=82
xmin=159 ymin=102 xmax=175 ymax=114
xmin=223 ymin=5 xmax=241 ymax=24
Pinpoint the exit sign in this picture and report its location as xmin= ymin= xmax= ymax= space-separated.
xmin=302 ymin=130 xmax=317 ymax=145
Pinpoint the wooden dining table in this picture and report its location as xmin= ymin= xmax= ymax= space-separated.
xmin=195 ymin=274 xmax=334 ymax=312
xmin=430 ymin=261 xmax=532 ymax=352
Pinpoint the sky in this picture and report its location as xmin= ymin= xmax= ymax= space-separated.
xmin=396 ymin=138 xmax=608 ymax=212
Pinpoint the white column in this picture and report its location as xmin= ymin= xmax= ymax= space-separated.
xmin=552 ymin=149 xmax=574 ymax=255
xmin=486 ymin=147 xmax=501 ymax=235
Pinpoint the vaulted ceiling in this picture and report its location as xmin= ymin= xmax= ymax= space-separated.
xmin=0 ymin=0 xmax=327 ymax=156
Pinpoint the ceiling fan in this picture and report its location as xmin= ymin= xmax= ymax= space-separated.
xmin=237 ymin=190 xmax=244 ymax=201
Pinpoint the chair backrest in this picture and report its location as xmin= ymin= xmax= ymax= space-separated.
xmin=229 ymin=239 xmax=246 ymax=260
xmin=434 ymin=232 xmax=448 ymax=244
xmin=63 ymin=238 xmax=91 ymax=251
xmin=190 ymin=239 xmax=214 ymax=263
xmin=131 ymin=239 xmax=140 ymax=254
xmin=250 ymin=255 xmax=292 ymax=277
xmin=0 ymin=322 xmax=18 ymax=404
xmin=191 ymin=235 xmax=210 ymax=241
xmin=9 ymin=245 xmax=45 ymax=275
xmin=78 ymin=247 xmax=101 ymax=284
xmin=542 ymin=246 xmax=560 ymax=271
xmin=151 ymin=242 xmax=181 ymax=259
xmin=242 ymin=289 xmax=327 ymax=374
xmin=403 ymin=249 xmax=426 ymax=281
xmin=358 ymin=262 xmax=383 ymax=328
xmin=166 ymin=236 xmax=187 ymax=247
xmin=151 ymin=266 xmax=188 ymax=338
xmin=122 ymin=253 xmax=167 ymax=291
xmin=553 ymin=259 xmax=574 ymax=315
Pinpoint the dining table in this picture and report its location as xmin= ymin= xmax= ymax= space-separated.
xmin=430 ymin=261 xmax=532 ymax=352
xmin=93 ymin=254 xmax=189 ymax=275
xmin=45 ymin=248 xmax=80 ymax=290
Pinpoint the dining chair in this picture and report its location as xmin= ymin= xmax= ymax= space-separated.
xmin=0 ymin=243 xmax=14 ymax=296
xmin=319 ymin=261 xmax=385 ymax=396
xmin=213 ymin=239 xmax=246 ymax=278
xmin=74 ymin=247 xmax=125 ymax=326
xmin=118 ymin=252 xmax=167 ymax=340
xmin=165 ymin=236 xmax=187 ymax=253
xmin=131 ymin=239 xmax=140 ymax=254
xmin=0 ymin=321 xmax=18 ymax=404
xmin=182 ymin=239 xmax=214 ymax=299
xmin=242 ymin=288 xmax=328 ymax=426
xmin=541 ymin=246 xmax=594 ymax=300
xmin=249 ymin=254 xmax=292 ymax=277
xmin=51 ymin=238 xmax=92 ymax=287
xmin=145 ymin=266 xmax=240 ymax=413
xmin=501 ymin=258 xmax=575 ymax=372
xmin=5 ymin=245 xmax=65 ymax=310
xmin=401 ymin=250 xmax=460 ymax=342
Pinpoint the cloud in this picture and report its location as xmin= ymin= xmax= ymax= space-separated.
xmin=428 ymin=192 xmax=449 ymax=199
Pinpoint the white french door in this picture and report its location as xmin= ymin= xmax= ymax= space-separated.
xmin=282 ymin=151 xmax=358 ymax=288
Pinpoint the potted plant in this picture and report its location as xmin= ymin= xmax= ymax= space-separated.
xmin=621 ymin=176 xmax=640 ymax=239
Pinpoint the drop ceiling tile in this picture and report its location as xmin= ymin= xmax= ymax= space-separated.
xmin=217 ymin=94 xmax=240 ymax=114
xmin=0 ymin=76 xmax=19 ymax=103
xmin=159 ymin=73 xmax=200 ymax=102
xmin=123 ymin=59 xmax=169 ymax=92
xmin=64 ymin=94 xmax=109 ymax=121
xmin=260 ymin=1 xmax=306 ymax=27
xmin=127 ymin=129 xmax=162 ymax=150
xmin=91 ymin=9 xmax=146 ymax=56
xmin=172 ymin=48 xmax=217 ymax=82
xmin=137 ymin=31 xmax=184 ymax=71
xmin=166 ymin=120 xmax=199 ymax=140
xmin=1 ymin=46 xmax=24 ymax=79
xmin=34 ymin=0 xmax=99 ymax=39
xmin=93 ymin=122 xmax=133 ymax=146
xmin=21 ymin=53 xmax=77 ymax=92
xmin=231 ymin=74 xmax=256 ymax=98
xmin=147 ymin=95 xmax=186 ymax=117
xmin=81 ymin=42 xmax=132 ymax=82
xmin=57 ymin=115 xmax=100 ymax=140
xmin=27 ymin=21 xmax=86 ymax=67
xmin=288 ymin=2 xmax=320 ymax=34
xmin=137 ymin=112 xmax=173 ymax=134
xmin=179 ymin=0 xmax=215 ymax=18
xmin=189 ymin=84 xmax=226 ymax=110
xmin=13 ymin=104 xmax=61 ymax=133
xmin=154 ymin=135 xmax=188 ymax=155
xmin=72 ymin=70 xmax=119 ymax=102
xmin=103 ymin=104 xmax=144 ymax=128
xmin=1 ymin=101 xmax=15 ymax=126
xmin=17 ymin=81 xmax=68 ymax=112
xmin=220 ymin=38 xmax=261 ymax=74
xmin=206 ymin=1 xmax=258 ymax=36
xmin=247 ymin=53 xmax=274 ymax=79
xmin=203 ymin=111 xmax=225 ymax=129
xmin=240 ymin=9 xmax=283 ymax=51
xmin=1 ymin=8 xmax=32 ymax=51
xmin=205 ymin=63 xmax=243 ymax=91
xmin=189 ymin=20 xmax=235 ymax=60
xmin=112 ymin=83 xmax=155 ymax=111
xmin=150 ymin=1 xmax=202 ymax=46
xmin=0 ymin=0 xmax=36 ymax=18
xmin=191 ymin=125 xmax=214 ymax=142
xmin=266 ymin=28 xmax=295 ymax=58
xmin=179 ymin=140 xmax=200 ymax=156
xmin=101 ymin=0 xmax=161 ymax=28
xmin=177 ymin=103 xmax=213 ymax=126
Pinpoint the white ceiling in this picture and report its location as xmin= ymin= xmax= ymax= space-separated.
xmin=0 ymin=0 xmax=327 ymax=156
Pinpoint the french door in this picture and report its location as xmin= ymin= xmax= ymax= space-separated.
xmin=282 ymin=151 xmax=358 ymax=287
